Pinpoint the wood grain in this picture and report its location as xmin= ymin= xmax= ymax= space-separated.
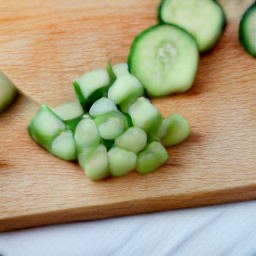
xmin=1 ymin=0 xmax=256 ymax=232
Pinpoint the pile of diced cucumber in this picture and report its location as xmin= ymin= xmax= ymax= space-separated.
xmin=27 ymin=0 xmax=230 ymax=180
xmin=28 ymin=63 xmax=190 ymax=180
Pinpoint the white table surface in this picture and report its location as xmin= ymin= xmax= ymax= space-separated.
xmin=1 ymin=201 xmax=256 ymax=256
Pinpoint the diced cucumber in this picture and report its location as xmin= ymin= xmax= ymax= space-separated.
xmin=128 ymin=24 xmax=199 ymax=97
xmin=74 ymin=117 xmax=101 ymax=153
xmin=0 ymin=72 xmax=18 ymax=112
xmin=73 ymin=68 xmax=111 ymax=110
xmin=128 ymin=97 xmax=162 ymax=141
xmin=137 ymin=142 xmax=168 ymax=174
xmin=113 ymin=63 xmax=129 ymax=77
xmin=108 ymin=73 xmax=144 ymax=112
xmin=94 ymin=111 xmax=125 ymax=140
xmin=115 ymin=127 xmax=147 ymax=154
xmin=159 ymin=0 xmax=226 ymax=52
xmin=54 ymin=101 xmax=84 ymax=132
xmin=28 ymin=105 xmax=66 ymax=151
xmin=159 ymin=113 xmax=190 ymax=147
xmin=51 ymin=130 xmax=77 ymax=161
xmin=239 ymin=3 xmax=256 ymax=57
xmin=79 ymin=145 xmax=109 ymax=181
xmin=108 ymin=147 xmax=137 ymax=177
xmin=89 ymin=97 xmax=117 ymax=118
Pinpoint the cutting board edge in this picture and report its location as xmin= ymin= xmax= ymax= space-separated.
xmin=2 ymin=183 xmax=256 ymax=232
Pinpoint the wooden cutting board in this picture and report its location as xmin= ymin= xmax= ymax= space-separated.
xmin=1 ymin=0 xmax=256 ymax=232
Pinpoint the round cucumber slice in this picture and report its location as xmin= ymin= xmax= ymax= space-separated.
xmin=128 ymin=24 xmax=199 ymax=97
xmin=159 ymin=0 xmax=226 ymax=52
xmin=239 ymin=3 xmax=256 ymax=57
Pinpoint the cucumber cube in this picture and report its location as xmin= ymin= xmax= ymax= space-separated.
xmin=128 ymin=97 xmax=162 ymax=140
xmin=108 ymin=73 xmax=144 ymax=112
xmin=28 ymin=105 xmax=66 ymax=150
xmin=108 ymin=147 xmax=137 ymax=177
xmin=137 ymin=142 xmax=168 ymax=174
xmin=160 ymin=113 xmax=190 ymax=147
xmin=51 ymin=130 xmax=77 ymax=161
xmin=115 ymin=127 xmax=147 ymax=153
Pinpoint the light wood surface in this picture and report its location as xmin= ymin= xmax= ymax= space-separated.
xmin=1 ymin=0 xmax=256 ymax=232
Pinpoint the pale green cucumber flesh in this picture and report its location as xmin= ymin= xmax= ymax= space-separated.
xmin=51 ymin=130 xmax=77 ymax=161
xmin=115 ymin=127 xmax=147 ymax=153
xmin=74 ymin=118 xmax=101 ymax=153
xmin=113 ymin=63 xmax=129 ymax=77
xmin=94 ymin=111 xmax=125 ymax=140
xmin=160 ymin=113 xmax=190 ymax=147
xmin=54 ymin=101 xmax=84 ymax=121
xmin=137 ymin=142 xmax=169 ymax=174
xmin=89 ymin=97 xmax=117 ymax=118
xmin=108 ymin=73 xmax=144 ymax=112
xmin=108 ymin=147 xmax=137 ymax=177
xmin=128 ymin=97 xmax=162 ymax=138
xmin=80 ymin=145 xmax=110 ymax=181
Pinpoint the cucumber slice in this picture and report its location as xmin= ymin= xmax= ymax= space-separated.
xmin=115 ymin=127 xmax=147 ymax=154
xmin=51 ymin=130 xmax=77 ymax=161
xmin=108 ymin=73 xmax=144 ymax=112
xmin=137 ymin=142 xmax=169 ymax=174
xmin=89 ymin=97 xmax=117 ymax=118
xmin=159 ymin=0 xmax=226 ymax=52
xmin=159 ymin=113 xmax=190 ymax=147
xmin=0 ymin=72 xmax=18 ymax=112
xmin=239 ymin=3 xmax=256 ymax=57
xmin=128 ymin=24 xmax=199 ymax=97
xmin=73 ymin=68 xmax=111 ymax=110
xmin=54 ymin=101 xmax=84 ymax=132
xmin=108 ymin=147 xmax=137 ymax=177
xmin=28 ymin=105 xmax=66 ymax=151
xmin=113 ymin=63 xmax=129 ymax=77
xmin=74 ymin=117 xmax=101 ymax=153
xmin=128 ymin=97 xmax=162 ymax=141
xmin=79 ymin=145 xmax=110 ymax=181
xmin=94 ymin=111 xmax=126 ymax=140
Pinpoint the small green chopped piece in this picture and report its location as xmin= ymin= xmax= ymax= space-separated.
xmin=108 ymin=73 xmax=144 ymax=112
xmin=28 ymin=105 xmax=66 ymax=151
xmin=79 ymin=145 xmax=109 ymax=181
xmin=73 ymin=68 xmax=111 ymax=110
xmin=108 ymin=147 xmax=137 ymax=177
xmin=94 ymin=111 xmax=125 ymax=140
xmin=89 ymin=97 xmax=117 ymax=118
xmin=115 ymin=127 xmax=147 ymax=153
xmin=128 ymin=97 xmax=162 ymax=141
xmin=54 ymin=101 xmax=84 ymax=132
xmin=137 ymin=142 xmax=168 ymax=174
xmin=160 ymin=113 xmax=190 ymax=147
xmin=74 ymin=117 xmax=101 ymax=153
xmin=51 ymin=130 xmax=77 ymax=161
